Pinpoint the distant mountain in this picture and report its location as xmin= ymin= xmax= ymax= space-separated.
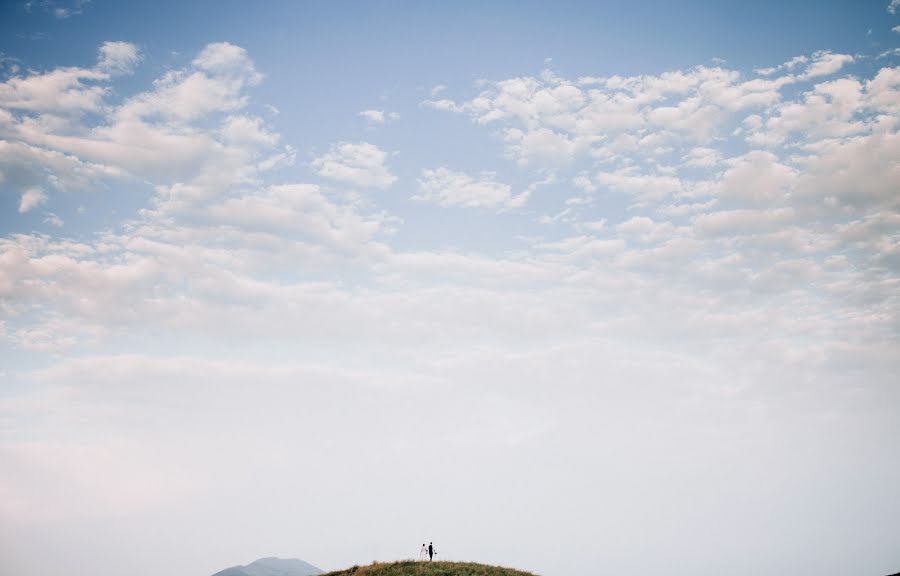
xmin=212 ymin=557 xmax=323 ymax=576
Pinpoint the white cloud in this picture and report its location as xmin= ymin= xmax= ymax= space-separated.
xmin=692 ymin=207 xmax=795 ymax=236
xmin=219 ymin=115 xmax=279 ymax=146
xmin=18 ymin=187 xmax=47 ymax=213
xmin=416 ymin=167 xmax=527 ymax=210
xmin=97 ymin=41 xmax=140 ymax=75
xmin=615 ymin=216 xmax=677 ymax=243
xmin=865 ymin=66 xmax=900 ymax=117
xmin=204 ymin=184 xmax=390 ymax=252
xmin=43 ymin=212 xmax=64 ymax=227
xmin=536 ymin=234 xmax=626 ymax=261
xmin=889 ymin=0 xmax=900 ymax=14
xmin=572 ymin=174 xmax=596 ymax=192
xmin=794 ymin=132 xmax=900 ymax=211
xmin=755 ymin=55 xmax=808 ymax=77
xmin=682 ymin=146 xmax=722 ymax=168
xmin=0 ymin=66 xmax=108 ymax=115
xmin=893 ymin=25 xmax=900 ymax=34
xmin=0 ymin=41 xmax=288 ymax=209
xmin=798 ymin=51 xmax=854 ymax=81
xmin=93 ymin=42 xmax=262 ymax=125
xmin=718 ymin=151 xmax=797 ymax=207
xmin=503 ymin=126 xmax=583 ymax=167
xmin=359 ymin=109 xmax=385 ymax=123
xmin=593 ymin=168 xmax=683 ymax=202
xmin=438 ymin=54 xmax=858 ymax=166
xmin=0 ymin=140 xmax=123 ymax=193
xmin=761 ymin=77 xmax=864 ymax=144
xmin=422 ymin=98 xmax=459 ymax=112
xmin=358 ymin=110 xmax=397 ymax=125
xmin=754 ymin=51 xmax=853 ymax=83
xmin=52 ymin=2 xmax=85 ymax=19
xmin=311 ymin=141 xmax=397 ymax=189
xmin=117 ymin=67 xmax=252 ymax=122
xmin=191 ymin=42 xmax=262 ymax=85
xmin=580 ymin=219 xmax=607 ymax=232
xmin=647 ymin=97 xmax=723 ymax=140
xmin=425 ymin=63 xmax=796 ymax=165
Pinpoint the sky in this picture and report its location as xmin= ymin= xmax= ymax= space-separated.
xmin=1 ymin=1 xmax=899 ymax=575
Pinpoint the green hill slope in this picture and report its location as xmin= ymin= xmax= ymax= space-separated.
xmin=322 ymin=561 xmax=537 ymax=576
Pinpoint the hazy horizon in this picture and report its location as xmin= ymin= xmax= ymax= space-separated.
xmin=1 ymin=2 xmax=899 ymax=576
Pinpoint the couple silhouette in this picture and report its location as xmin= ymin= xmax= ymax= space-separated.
xmin=418 ymin=542 xmax=436 ymax=561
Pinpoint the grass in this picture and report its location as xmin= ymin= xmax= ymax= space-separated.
xmin=322 ymin=560 xmax=537 ymax=576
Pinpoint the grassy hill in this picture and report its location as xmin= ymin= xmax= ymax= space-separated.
xmin=322 ymin=561 xmax=537 ymax=576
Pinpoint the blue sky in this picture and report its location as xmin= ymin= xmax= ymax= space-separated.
xmin=1 ymin=2 xmax=899 ymax=576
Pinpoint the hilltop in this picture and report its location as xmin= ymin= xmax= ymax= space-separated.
xmin=322 ymin=561 xmax=537 ymax=576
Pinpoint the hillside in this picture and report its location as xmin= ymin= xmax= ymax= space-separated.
xmin=322 ymin=561 xmax=537 ymax=576
xmin=212 ymin=557 xmax=323 ymax=576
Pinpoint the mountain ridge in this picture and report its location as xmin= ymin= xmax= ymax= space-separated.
xmin=211 ymin=556 xmax=323 ymax=576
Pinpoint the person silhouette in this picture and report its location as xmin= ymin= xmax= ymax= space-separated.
xmin=428 ymin=542 xmax=435 ymax=562
xmin=419 ymin=543 xmax=427 ymax=561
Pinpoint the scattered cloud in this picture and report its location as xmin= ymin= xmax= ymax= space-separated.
xmin=311 ymin=141 xmax=397 ymax=189
xmin=42 ymin=212 xmax=64 ymax=227
xmin=682 ymin=146 xmax=722 ymax=168
xmin=358 ymin=109 xmax=399 ymax=125
xmin=0 ymin=40 xmax=289 ymax=206
xmin=192 ymin=42 xmax=262 ymax=85
xmin=359 ymin=109 xmax=385 ymax=123
xmin=798 ymin=51 xmax=854 ymax=80
xmin=52 ymin=0 xmax=89 ymax=19
xmin=0 ymin=65 xmax=108 ymax=115
xmin=755 ymin=54 xmax=808 ymax=76
xmin=203 ymin=183 xmax=391 ymax=252
xmin=425 ymin=63 xmax=795 ymax=164
xmin=422 ymin=98 xmax=458 ymax=112
xmin=757 ymin=51 xmax=854 ymax=81
xmin=18 ymin=187 xmax=47 ymax=213
xmin=593 ymin=168 xmax=683 ymax=202
xmin=718 ymin=150 xmax=796 ymax=206
xmin=615 ymin=216 xmax=677 ymax=243
xmin=415 ymin=167 xmax=527 ymax=210
xmin=692 ymin=207 xmax=795 ymax=236
xmin=97 ymin=41 xmax=140 ymax=75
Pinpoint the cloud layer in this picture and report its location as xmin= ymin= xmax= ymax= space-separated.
xmin=1 ymin=36 xmax=899 ymax=576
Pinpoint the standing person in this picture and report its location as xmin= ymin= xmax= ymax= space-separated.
xmin=428 ymin=542 xmax=435 ymax=562
xmin=419 ymin=543 xmax=427 ymax=561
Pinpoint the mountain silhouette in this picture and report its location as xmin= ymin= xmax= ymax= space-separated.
xmin=212 ymin=557 xmax=323 ymax=576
